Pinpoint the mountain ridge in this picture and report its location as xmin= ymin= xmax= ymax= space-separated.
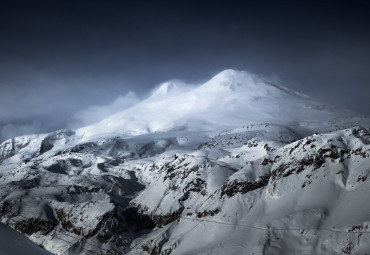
xmin=0 ymin=70 xmax=369 ymax=255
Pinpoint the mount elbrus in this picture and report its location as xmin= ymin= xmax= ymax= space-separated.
xmin=0 ymin=70 xmax=369 ymax=255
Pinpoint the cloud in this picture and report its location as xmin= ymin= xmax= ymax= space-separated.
xmin=69 ymin=92 xmax=139 ymax=129
xmin=0 ymin=121 xmax=42 ymax=142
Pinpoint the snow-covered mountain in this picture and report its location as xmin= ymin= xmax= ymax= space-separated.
xmin=0 ymin=70 xmax=369 ymax=255
xmin=76 ymin=69 xmax=364 ymax=140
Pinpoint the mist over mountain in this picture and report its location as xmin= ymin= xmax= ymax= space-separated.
xmin=1 ymin=0 xmax=370 ymax=253
xmin=1 ymin=0 xmax=369 ymax=143
xmin=0 ymin=70 xmax=369 ymax=254
xmin=76 ymin=69 xmax=362 ymax=140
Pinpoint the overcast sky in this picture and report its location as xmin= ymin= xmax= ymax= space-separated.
xmin=0 ymin=0 xmax=369 ymax=142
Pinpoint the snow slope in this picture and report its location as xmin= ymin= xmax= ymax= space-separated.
xmin=76 ymin=69 xmax=362 ymax=140
xmin=0 ymin=69 xmax=369 ymax=255
xmin=128 ymin=126 xmax=370 ymax=255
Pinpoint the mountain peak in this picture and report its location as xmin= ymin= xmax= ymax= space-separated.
xmin=204 ymin=69 xmax=259 ymax=91
xmin=151 ymin=80 xmax=186 ymax=97
xmin=213 ymin=69 xmax=239 ymax=78
xmin=76 ymin=70 xmax=357 ymax=139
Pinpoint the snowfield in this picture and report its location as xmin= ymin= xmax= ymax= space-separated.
xmin=0 ymin=70 xmax=369 ymax=255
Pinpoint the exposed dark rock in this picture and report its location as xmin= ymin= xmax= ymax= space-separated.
xmin=14 ymin=217 xmax=58 ymax=235
xmin=247 ymin=140 xmax=259 ymax=148
xmin=348 ymin=224 xmax=368 ymax=232
xmin=221 ymin=175 xmax=270 ymax=197
xmin=16 ymin=176 xmax=41 ymax=189
xmin=196 ymin=209 xmax=220 ymax=218
xmin=46 ymin=161 xmax=69 ymax=175
xmin=55 ymin=209 xmax=82 ymax=235
xmin=141 ymin=238 xmax=171 ymax=255
xmin=0 ymin=200 xmax=17 ymax=217
xmin=123 ymin=207 xmax=155 ymax=232
xmin=352 ymin=148 xmax=367 ymax=158
xmin=70 ymin=142 xmax=97 ymax=153
xmin=357 ymin=175 xmax=367 ymax=182
xmin=0 ymin=138 xmax=30 ymax=163
xmin=179 ymin=178 xmax=207 ymax=201
xmin=312 ymin=156 xmax=325 ymax=169
xmin=84 ymin=209 xmax=131 ymax=246
xmin=261 ymin=158 xmax=273 ymax=166
xmin=151 ymin=207 xmax=184 ymax=228
xmin=39 ymin=141 xmax=53 ymax=155
xmin=271 ymin=163 xmax=292 ymax=179
xmin=318 ymin=148 xmax=339 ymax=160
xmin=342 ymin=242 xmax=354 ymax=254
xmin=138 ymin=141 xmax=171 ymax=158
xmin=289 ymin=141 xmax=302 ymax=154
xmin=39 ymin=129 xmax=75 ymax=155
xmin=264 ymin=144 xmax=274 ymax=152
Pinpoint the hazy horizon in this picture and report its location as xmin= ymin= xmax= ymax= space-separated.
xmin=1 ymin=0 xmax=369 ymax=142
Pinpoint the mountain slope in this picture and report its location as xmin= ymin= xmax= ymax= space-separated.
xmin=0 ymin=70 xmax=369 ymax=255
xmin=76 ymin=70 xmax=362 ymax=140
xmin=128 ymin=126 xmax=370 ymax=255
xmin=1 ymin=125 xmax=369 ymax=254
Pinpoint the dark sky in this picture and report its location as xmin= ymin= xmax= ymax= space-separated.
xmin=0 ymin=0 xmax=369 ymax=141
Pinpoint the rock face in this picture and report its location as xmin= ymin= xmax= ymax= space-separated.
xmin=0 ymin=136 xmax=35 ymax=163
xmin=0 ymin=124 xmax=369 ymax=255
xmin=0 ymin=70 xmax=370 ymax=255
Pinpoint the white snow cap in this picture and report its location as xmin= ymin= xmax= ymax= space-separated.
xmin=76 ymin=69 xmax=352 ymax=139
xmin=151 ymin=80 xmax=187 ymax=97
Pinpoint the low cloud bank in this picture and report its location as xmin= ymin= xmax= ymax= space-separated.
xmin=69 ymin=92 xmax=139 ymax=129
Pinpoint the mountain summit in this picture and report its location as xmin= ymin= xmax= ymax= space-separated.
xmin=77 ymin=69 xmax=356 ymax=140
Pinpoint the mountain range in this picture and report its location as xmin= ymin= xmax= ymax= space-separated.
xmin=0 ymin=70 xmax=369 ymax=255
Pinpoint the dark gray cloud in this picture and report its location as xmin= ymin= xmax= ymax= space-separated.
xmin=0 ymin=121 xmax=42 ymax=142
xmin=0 ymin=0 xmax=369 ymax=142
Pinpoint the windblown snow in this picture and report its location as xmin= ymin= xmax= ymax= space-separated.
xmin=0 ymin=70 xmax=369 ymax=255
xmin=77 ymin=70 xmax=359 ymax=140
